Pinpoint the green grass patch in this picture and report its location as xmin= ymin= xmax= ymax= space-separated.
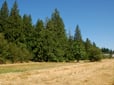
xmin=0 ymin=62 xmax=72 ymax=74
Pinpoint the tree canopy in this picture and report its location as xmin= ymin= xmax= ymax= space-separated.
xmin=0 ymin=1 xmax=103 ymax=63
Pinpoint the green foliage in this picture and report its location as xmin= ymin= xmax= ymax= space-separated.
xmin=32 ymin=19 xmax=45 ymax=62
xmin=0 ymin=1 xmax=9 ymax=18
xmin=22 ymin=14 xmax=34 ymax=51
xmin=10 ymin=1 xmax=19 ymax=17
xmin=51 ymin=9 xmax=68 ymax=61
xmin=73 ymin=25 xmax=86 ymax=62
xmin=0 ymin=1 xmax=9 ymax=32
xmin=85 ymin=38 xmax=92 ymax=60
xmin=88 ymin=46 xmax=102 ymax=62
xmin=7 ymin=43 xmax=31 ymax=63
xmin=0 ymin=57 xmax=5 ymax=64
xmin=0 ymin=34 xmax=8 ymax=63
xmin=85 ymin=38 xmax=102 ymax=62
xmin=73 ymin=41 xmax=86 ymax=62
xmin=4 ymin=1 xmax=23 ymax=43
xmin=74 ymin=25 xmax=82 ymax=41
xmin=65 ymin=33 xmax=74 ymax=61
xmin=0 ymin=33 xmax=31 ymax=63
xmin=0 ymin=1 xmax=104 ymax=63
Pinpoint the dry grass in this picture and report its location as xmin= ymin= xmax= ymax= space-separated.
xmin=0 ymin=59 xmax=114 ymax=85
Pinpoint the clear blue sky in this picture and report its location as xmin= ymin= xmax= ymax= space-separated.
xmin=0 ymin=0 xmax=114 ymax=50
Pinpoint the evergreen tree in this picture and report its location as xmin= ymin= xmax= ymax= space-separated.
xmin=74 ymin=25 xmax=82 ymax=41
xmin=35 ymin=19 xmax=44 ymax=32
xmin=4 ymin=1 xmax=22 ymax=43
xmin=32 ymin=19 xmax=45 ymax=61
xmin=101 ymin=48 xmax=110 ymax=53
xmin=85 ymin=38 xmax=92 ymax=59
xmin=0 ymin=0 xmax=9 ymax=32
xmin=0 ymin=33 xmax=8 ymax=63
xmin=22 ymin=14 xmax=34 ymax=49
xmin=66 ymin=31 xmax=74 ymax=61
xmin=7 ymin=43 xmax=31 ymax=63
xmin=73 ymin=25 xmax=86 ymax=62
xmin=44 ymin=19 xmax=59 ymax=62
xmin=51 ymin=9 xmax=67 ymax=61
xmin=10 ymin=1 xmax=19 ymax=18
xmin=0 ymin=33 xmax=31 ymax=63
xmin=88 ymin=42 xmax=102 ymax=62
xmin=0 ymin=1 xmax=9 ymax=18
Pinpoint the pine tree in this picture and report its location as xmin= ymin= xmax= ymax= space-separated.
xmin=73 ymin=25 xmax=86 ymax=62
xmin=22 ymin=14 xmax=34 ymax=44
xmin=7 ymin=42 xmax=32 ymax=63
xmin=35 ymin=19 xmax=44 ymax=32
xmin=0 ymin=33 xmax=8 ymax=63
xmin=0 ymin=0 xmax=9 ymax=32
xmin=10 ymin=1 xmax=19 ymax=18
xmin=74 ymin=25 xmax=82 ymax=41
xmin=66 ymin=31 xmax=74 ymax=61
xmin=0 ymin=1 xmax=9 ymax=18
xmin=88 ymin=42 xmax=102 ymax=62
xmin=0 ymin=33 xmax=31 ymax=63
xmin=32 ymin=19 xmax=45 ymax=61
xmin=51 ymin=9 xmax=67 ymax=61
xmin=4 ymin=1 xmax=22 ymax=43
xmin=85 ymin=38 xmax=92 ymax=59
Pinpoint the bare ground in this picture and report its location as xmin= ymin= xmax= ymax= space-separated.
xmin=0 ymin=59 xmax=114 ymax=85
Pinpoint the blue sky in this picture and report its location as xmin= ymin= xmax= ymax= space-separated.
xmin=0 ymin=0 xmax=114 ymax=50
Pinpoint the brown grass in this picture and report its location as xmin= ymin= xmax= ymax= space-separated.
xmin=0 ymin=59 xmax=114 ymax=85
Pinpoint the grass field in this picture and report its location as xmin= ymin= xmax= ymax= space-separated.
xmin=0 ymin=62 xmax=73 ymax=74
xmin=0 ymin=59 xmax=114 ymax=85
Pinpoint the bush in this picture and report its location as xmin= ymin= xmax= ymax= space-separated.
xmin=0 ymin=58 xmax=6 ymax=64
xmin=88 ymin=47 xmax=102 ymax=62
xmin=89 ymin=55 xmax=102 ymax=62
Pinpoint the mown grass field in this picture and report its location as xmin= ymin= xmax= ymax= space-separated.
xmin=0 ymin=59 xmax=114 ymax=85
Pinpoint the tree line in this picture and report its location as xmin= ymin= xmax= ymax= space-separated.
xmin=0 ymin=1 xmax=103 ymax=64
xmin=101 ymin=48 xmax=114 ymax=54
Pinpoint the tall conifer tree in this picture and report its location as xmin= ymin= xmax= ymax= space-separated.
xmin=51 ymin=9 xmax=67 ymax=61
xmin=4 ymin=1 xmax=22 ymax=43
xmin=73 ymin=25 xmax=86 ymax=62
xmin=32 ymin=19 xmax=45 ymax=61
xmin=0 ymin=1 xmax=9 ymax=32
xmin=0 ymin=1 xmax=9 ymax=18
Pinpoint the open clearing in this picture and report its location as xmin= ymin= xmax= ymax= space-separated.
xmin=0 ymin=59 xmax=114 ymax=85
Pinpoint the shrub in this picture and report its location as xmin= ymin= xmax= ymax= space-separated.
xmin=0 ymin=58 xmax=6 ymax=64
xmin=88 ymin=47 xmax=102 ymax=62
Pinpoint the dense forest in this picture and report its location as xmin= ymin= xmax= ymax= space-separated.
xmin=0 ymin=1 xmax=111 ymax=64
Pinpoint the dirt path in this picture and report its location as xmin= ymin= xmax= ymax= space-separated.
xmin=0 ymin=59 xmax=114 ymax=85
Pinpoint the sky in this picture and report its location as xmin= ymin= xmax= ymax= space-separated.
xmin=0 ymin=0 xmax=114 ymax=50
